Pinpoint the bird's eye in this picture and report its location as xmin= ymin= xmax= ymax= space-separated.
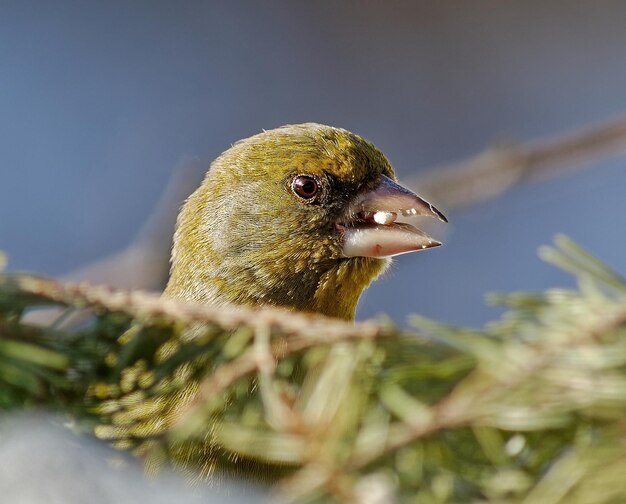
xmin=291 ymin=175 xmax=319 ymax=200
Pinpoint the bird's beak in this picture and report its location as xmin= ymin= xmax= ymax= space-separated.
xmin=339 ymin=175 xmax=447 ymax=258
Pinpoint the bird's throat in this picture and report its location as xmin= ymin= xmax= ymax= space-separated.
xmin=165 ymin=254 xmax=389 ymax=321
xmin=309 ymin=257 xmax=390 ymax=320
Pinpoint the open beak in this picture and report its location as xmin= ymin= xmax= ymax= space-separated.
xmin=338 ymin=175 xmax=447 ymax=258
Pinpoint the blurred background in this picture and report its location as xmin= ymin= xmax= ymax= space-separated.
xmin=2 ymin=0 xmax=626 ymax=326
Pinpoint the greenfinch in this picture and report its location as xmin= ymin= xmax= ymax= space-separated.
xmin=94 ymin=124 xmax=447 ymax=479
xmin=165 ymin=123 xmax=446 ymax=319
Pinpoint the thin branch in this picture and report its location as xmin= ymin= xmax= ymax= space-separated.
xmin=62 ymin=157 xmax=207 ymax=291
xmin=412 ymin=113 xmax=626 ymax=210
xmin=8 ymin=274 xmax=392 ymax=344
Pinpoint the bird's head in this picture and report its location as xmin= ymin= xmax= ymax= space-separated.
xmin=165 ymin=123 xmax=446 ymax=320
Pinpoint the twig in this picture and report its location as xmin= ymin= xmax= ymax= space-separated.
xmin=62 ymin=157 xmax=207 ymax=290
xmin=7 ymin=274 xmax=392 ymax=345
xmin=411 ymin=113 xmax=626 ymax=210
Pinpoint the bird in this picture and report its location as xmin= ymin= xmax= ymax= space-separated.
xmin=93 ymin=123 xmax=447 ymax=481
xmin=165 ymin=123 xmax=446 ymax=320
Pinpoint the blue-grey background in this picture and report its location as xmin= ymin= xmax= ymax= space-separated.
xmin=2 ymin=0 xmax=625 ymax=326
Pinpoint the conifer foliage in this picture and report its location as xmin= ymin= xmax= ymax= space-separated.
xmin=1 ymin=236 xmax=626 ymax=503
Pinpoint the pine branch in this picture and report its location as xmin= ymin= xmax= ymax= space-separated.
xmin=2 ymin=238 xmax=626 ymax=503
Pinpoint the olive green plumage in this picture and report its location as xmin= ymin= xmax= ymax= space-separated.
xmin=165 ymin=123 xmax=393 ymax=320
xmin=96 ymin=124 xmax=436 ymax=482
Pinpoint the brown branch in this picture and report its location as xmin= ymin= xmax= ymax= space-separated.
xmin=62 ymin=157 xmax=207 ymax=291
xmin=8 ymin=274 xmax=392 ymax=344
xmin=410 ymin=113 xmax=626 ymax=211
